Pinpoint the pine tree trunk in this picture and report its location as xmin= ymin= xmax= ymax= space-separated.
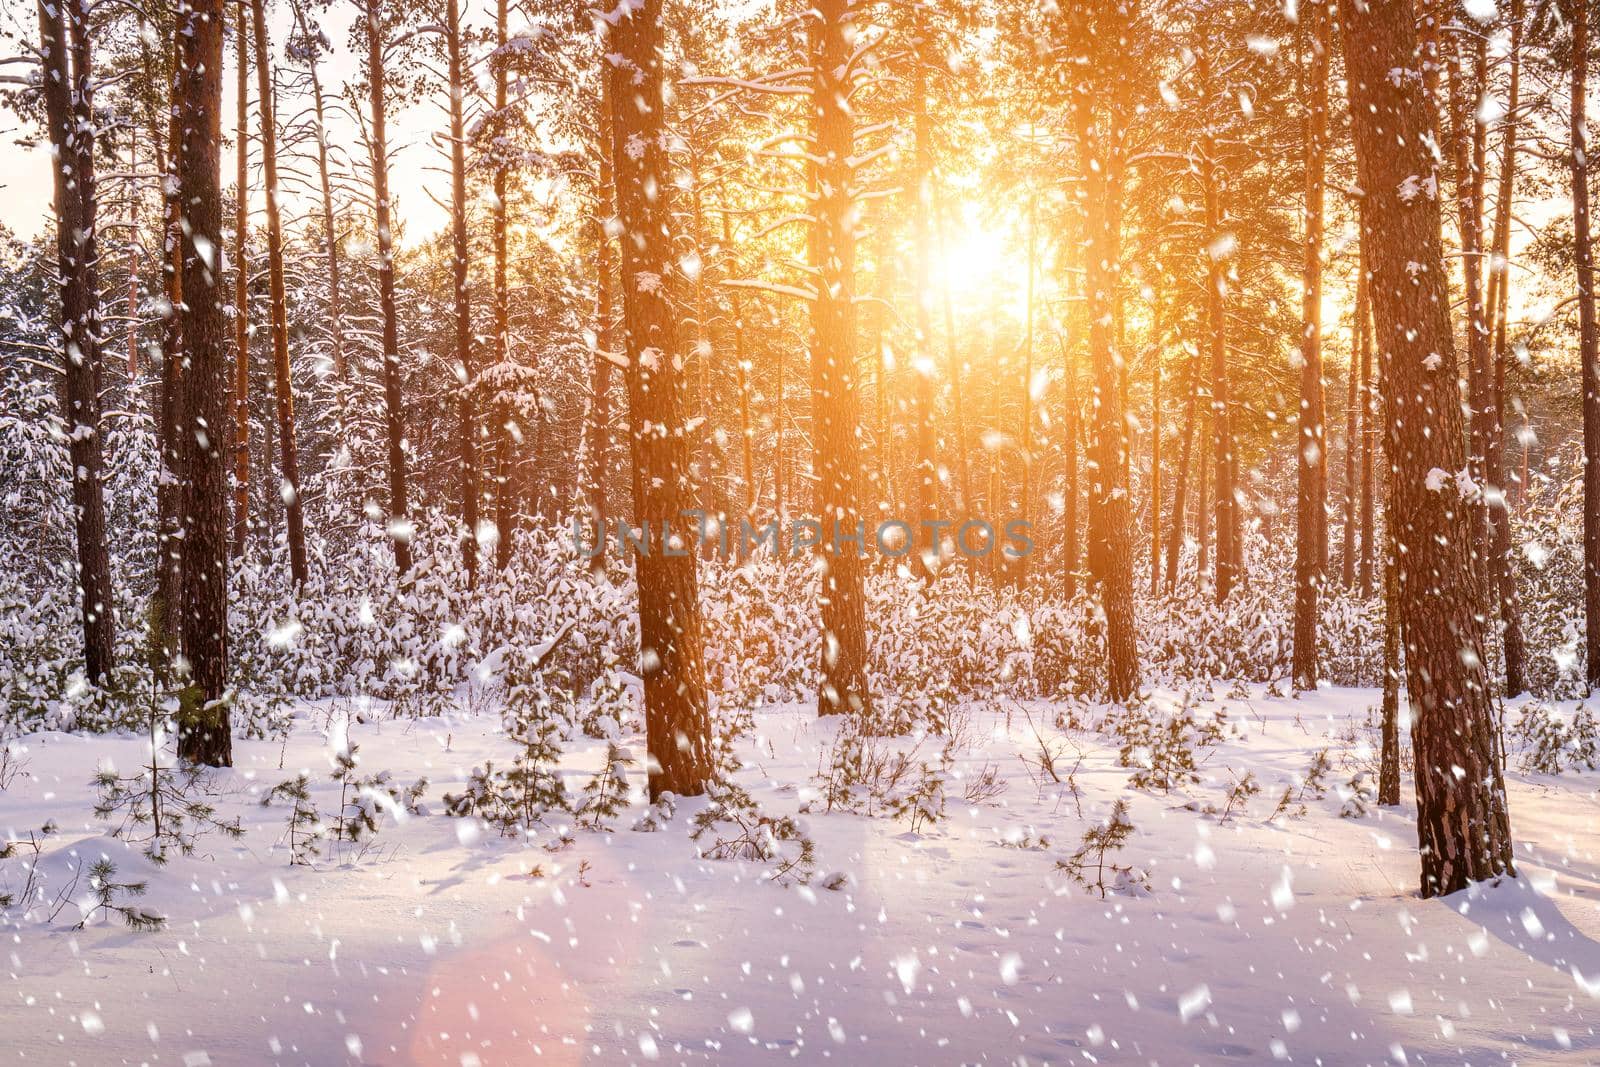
xmin=910 ymin=10 xmax=938 ymax=580
xmin=363 ymin=0 xmax=412 ymax=576
xmin=446 ymin=0 xmax=478 ymax=587
xmin=1450 ymin=36 xmax=1493 ymax=595
xmin=1574 ymin=0 xmax=1600 ymax=694
xmin=292 ymin=2 xmax=347 ymax=381
xmin=580 ymin=70 xmax=615 ymax=571
xmin=231 ymin=1 xmax=250 ymax=556
xmin=1148 ymin=308 xmax=1161 ymax=596
xmin=1293 ymin=1 xmax=1330 ymax=690
xmin=1059 ymin=330 xmax=1080 ymax=600
xmin=38 ymin=0 xmax=115 ymax=687
xmin=1019 ymin=194 xmax=1036 ymax=588
xmin=492 ymin=0 xmax=514 ymax=571
xmin=1357 ymin=268 xmax=1376 ymax=597
xmin=724 ymin=211 xmax=756 ymax=519
xmin=1195 ymin=438 xmax=1210 ymax=590
xmin=607 ymin=0 xmax=713 ymax=798
xmin=807 ymin=0 xmax=873 ymax=718
xmin=156 ymin=31 xmax=186 ymax=681
xmin=1485 ymin=0 xmax=1526 ymax=694
xmin=1198 ymin=49 xmax=1239 ymax=602
xmin=1165 ymin=349 xmax=1198 ymax=594
xmin=175 ymin=0 xmax=234 ymax=766
xmin=251 ymin=0 xmax=308 ymax=588
xmin=937 ymin=190 xmax=973 ymax=525
xmin=1340 ymin=0 xmax=1513 ymax=896
xmin=1071 ymin=6 xmax=1140 ymax=702
xmin=1379 ymin=541 xmax=1402 ymax=806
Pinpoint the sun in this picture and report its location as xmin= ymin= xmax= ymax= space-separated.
xmin=934 ymin=203 xmax=1034 ymax=319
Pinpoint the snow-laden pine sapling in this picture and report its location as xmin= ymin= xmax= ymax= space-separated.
xmin=262 ymin=774 xmax=323 ymax=866
xmin=327 ymin=744 xmax=427 ymax=855
xmin=74 ymin=859 xmax=164 ymax=931
xmin=1216 ymin=769 xmax=1260 ymax=824
xmin=94 ymin=761 xmax=243 ymax=864
xmin=1055 ymin=798 xmax=1148 ymax=899
xmin=690 ymin=777 xmax=816 ymax=886
xmin=886 ymin=767 xmax=946 ymax=834
xmin=1116 ymin=698 xmax=1224 ymax=794
xmin=574 ymin=742 xmax=635 ymax=831
xmin=1339 ymin=771 xmax=1376 ymax=818
xmin=1298 ymin=748 xmax=1332 ymax=801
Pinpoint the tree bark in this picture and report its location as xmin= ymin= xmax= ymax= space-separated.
xmin=1485 ymin=0 xmax=1526 ymax=694
xmin=251 ymin=0 xmax=308 ymax=588
xmin=910 ymin=8 xmax=938 ymax=581
xmin=1340 ymin=0 xmax=1513 ymax=896
xmin=807 ymin=0 xmax=873 ymax=718
xmin=1379 ymin=540 xmax=1402 ymax=806
xmin=1449 ymin=34 xmax=1493 ymax=594
xmin=1357 ymin=267 xmax=1376 ymax=597
xmin=1293 ymin=0 xmax=1330 ymax=691
xmin=1071 ymin=2 xmax=1140 ymax=702
xmin=445 ymin=0 xmax=478 ymax=586
xmin=175 ymin=0 xmax=234 ymax=766
xmin=1059 ymin=330 xmax=1080 ymax=600
xmin=38 ymin=0 xmax=115 ymax=687
xmin=1573 ymin=0 xmax=1600 ymax=694
xmin=291 ymin=2 xmax=347 ymax=381
xmin=1197 ymin=48 xmax=1239 ymax=601
xmin=362 ymin=0 xmax=412 ymax=575
xmin=1165 ymin=347 xmax=1198 ymax=594
xmin=608 ymin=0 xmax=713 ymax=798
xmin=231 ymin=0 xmax=250 ymax=556
xmin=156 ymin=26 xmax=186 ymax=681
xmin=580 ymin=69 xmax=616 ymax=571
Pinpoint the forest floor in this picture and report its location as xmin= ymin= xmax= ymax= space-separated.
xmin=3 ymin=684 xmax=1600 ymax=1065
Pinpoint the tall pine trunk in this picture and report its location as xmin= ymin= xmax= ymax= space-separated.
xmin=808 ymin=0 xmax=873 ymax=718
xmin=580 ymin=71 xmax=616 ymax=571
xmin=1197 ymin=49 xmax=1239 ymax=601
xmin=911 ymin=13 xmax=938 ymax=580
xmin=1357 ymin=268 xmax=1376 ymax=597
xmin=1071 ymin=2 xmax=1140 ymax=702
xmin=175 ymin=0 xmax=234 ymax=766
xmin=607 ymin=0 xmax=713 ymax=798
xmin=1165 ymin=348 xmax=1198 ymax=594
xmin=1340 ymin=0 xmax=1513 ymax=896
xmin=446 ymin=0 xmax=478 ymax=586
xmin=362 ymin=0 xmax=412 ymax=575
xmin=292 ymin=2 xmax=348 ymax=381
xmin=231 ymin=1 xmax=250 ymax=555
xmin=1573 ymin=0 xmax=1600 ymax=693
xmin=1293 ymin=0 xmax=1330 ymax=690
xmin=251 ymin=0 xmax=308 ymax=588
xmin=38 ymin=0 xmax=115 ymax=687
xmin=1485 ymin=0 xmax=1526 ymax=694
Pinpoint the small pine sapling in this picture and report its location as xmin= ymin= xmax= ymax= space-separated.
xmin=575 ymin=743 xmax=635 ymax=831
xmin=1055 ymin=798 xmax=1148 ymax=898
xmin=886 ymin=766 xmax=946 ymax=834
xmin=75 ymin=859 xmax=164 ymax=931
xmin=262 ymin=774 xmax=323 ymax=865
xmin=94 ymin=760 xmax=243 ymax=864
xmin=691 ymin=779 xmax=816 ymax=886
xmin=1217 ymin=769 xmax=1260 ymax=824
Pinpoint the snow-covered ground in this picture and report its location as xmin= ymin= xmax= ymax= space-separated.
xmin=4 ymin=685 xmax=1600 ymax=1065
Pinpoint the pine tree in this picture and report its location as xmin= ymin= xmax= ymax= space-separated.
xmin=1340 ymin=0 xmax=1514 ymax=897
xmin=605 ymin=0 xmax=714 ymax=799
